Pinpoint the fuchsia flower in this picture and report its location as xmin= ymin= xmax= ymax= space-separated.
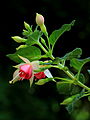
xmin=19 ymin=64 xmax=33 ymax=80
xmin=34 ymin=72 xmax=46 ymax=79
xmin=9 ymin=56 xmax=53 ymax=86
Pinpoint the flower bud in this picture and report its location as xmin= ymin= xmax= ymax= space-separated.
xmin=40 ymin=24 xmax=47 ymax=34
xmin=24 ymin=21 xmax=32 ymax=32
xmin=36 ymin=13 xmax=44 ymax=26
xmin=35 ymin=13 xmax=48 ymax=36
xmin=12 ymin=36 xmax=27 ymax=43
xmin=16 ymin=45 xmax=27 ymax=50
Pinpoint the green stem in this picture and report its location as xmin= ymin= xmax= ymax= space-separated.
xmin=55 ymin=63 xmax=90 ymax=91
xmin=76 ymin=80 xmax=90 ymax=91
xmin=63 ymin=70 xmax=75 ymax=80
xmin=38 ymin=42 xmax=48 ymax=54
xmin=38 ymin=42 xmax=55 ymax=60
xmin=43 ymin=49 xmax=90 ymax=91
xmin=46 ymin=35 xmax=50 ymax=49
xmin=49 ymin=55 xmax=55 ymax=60
xmin=64 ymin=69 xmax=90 ymax=91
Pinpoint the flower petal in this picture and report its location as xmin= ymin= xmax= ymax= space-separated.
xmin=9 ymin=69 xmax=20 ymax=84
xmin=29 ymin=73 xmax=34 ymax=87
xmin=13 ymin=63 xmax=24 ymax=68
xmin=18 ymin=55 xmax=31 ymax=64
xmin=31 ymin=61 xmax=39 ymax=70
xmin=44 ymin=69 xmax=55 ymax=82
xmin=44 ymin=69 xmax=53 ymax=78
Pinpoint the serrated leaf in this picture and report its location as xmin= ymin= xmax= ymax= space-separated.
xmin=7 ymin=46 xmax=41 ymax=63
xmin=49 ymin=20 xmax=75 ymax=48
xmin=26 ymin=30 xmax=42 ymax=45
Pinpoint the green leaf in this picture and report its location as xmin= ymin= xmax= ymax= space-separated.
xmin=7 ymin=46 xmax=41 ymax=63
xmin=70 ymin=57 xmax=90 ymax=71
xmin=26 ymin=30 xmax=42 ymax=45
xmin=35 ymin=78 xmax=53 ymax=85
xmin=56 ymin=81 xmax=72 ymax=95
xmin=62 ymin=48 xmax=82 ymax=60
xmin=78 ymin=73 xmax=85 ymax=84
xmin=49 ymin=20 xmax=75 ymax=48
xmin=66 ymin=89 xmax=85 ymax=113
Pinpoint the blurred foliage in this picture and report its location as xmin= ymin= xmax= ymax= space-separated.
xmin=1 ymin=0 xmax=90 ymax=120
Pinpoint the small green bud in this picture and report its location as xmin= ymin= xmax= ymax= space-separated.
xmin=60 ymin=94 xmax=79 ymax=105
xmin=24 ymin=21 xmax=32 ymax=31
xmin=40 ymin=24 xmax=47 ymax=34
xmin=12 ymin=36 xmax=27 ymax=43
xmin=36 ymin=13 xmax=44 ymax=26
xmin=60 ymin=97 xmax=74 ymax=105
xmin=16 ymin=45 xmax=27 ymax=50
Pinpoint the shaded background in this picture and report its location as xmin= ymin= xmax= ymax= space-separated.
xmin=0 ymin=0 xmax=90 ymax=120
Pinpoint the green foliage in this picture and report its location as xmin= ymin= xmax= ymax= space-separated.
xmin=7 ymin=46 xmax=41 ymax=63
xmin=26 ymin=30 xmax=42 ymax=45
xmin=62 ymin=48 xmax=82 ymax=60
xmin=70 ymin=57 xmax=90 ymax=71
xmin=49 ymin=20 xmax=75 ymax=50
xmin=60 ymin=94 xmax=79 ymax=105
xmin=66 ymin=89 xmax=85 ymax=113
xmin=7 ymin=15 xmax=90 ymax=114
xmin=56 ymin=81 xmax=72 ymax=95
xmin=52 ymin=48 xmax=82 ymax=65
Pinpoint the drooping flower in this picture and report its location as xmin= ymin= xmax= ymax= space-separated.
xmin=9 ymin=56 xmax=53 ymax=87
xmin=19 ymin=64 xmax=32 ymax=80
xmin=9 ymin=56 xmax=39 ymax=86
xmin=34 ymin=72 xmax=46 ymax=79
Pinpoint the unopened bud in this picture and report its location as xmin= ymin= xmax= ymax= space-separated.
xmin=24 ymin=21 xmax=32 ymax=32
xmin=12 ymin=36 xmax=27 ymax=43
xmin=36 ymin=13 xmax=44 ymax=26
xmin=16 ymin=45 xmax=27 ymax=50
xmin=40 ymin=24 xmax=47 ymax=34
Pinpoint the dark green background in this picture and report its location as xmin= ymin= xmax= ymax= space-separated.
xmin=0 ymin=0 xmax=90 ymax=120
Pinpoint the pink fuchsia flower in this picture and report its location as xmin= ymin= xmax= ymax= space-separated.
xmin=34 ymin=72 xmax=46 ymax=79
xmin=9 ymin=56 xmax=39 ymax=86
xmin=19 ymin=64 xmax=33 ymax=80
xmin=9 ymin=56 xmax=53 ymax=87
